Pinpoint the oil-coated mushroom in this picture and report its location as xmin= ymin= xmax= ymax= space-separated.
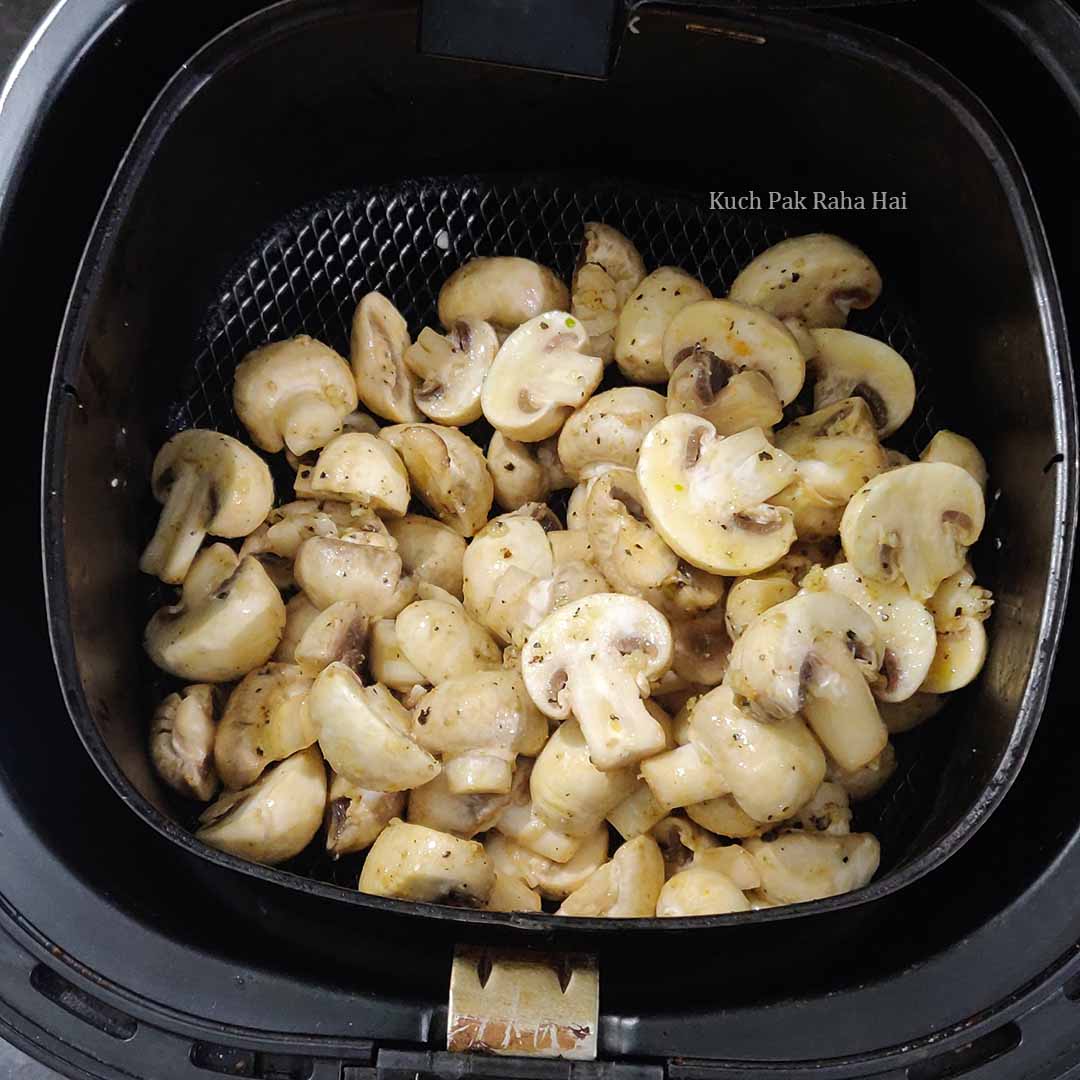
xmin=650 ymin=815 xmax=718 ymax=879
xmin=790 ymin=781 xmax=852 ymax=836
xmin=557 ymin=386 xmax=667 ymax=481
xmin=571 ymin=223 xmax=647 ymax=362
xmin=385 ymin=514 xmax=467 ymax=598
xmin=325 ymin=773 xmax=405 ymax=857
xmin=667 ymin=360 xmax=783 ymax=437
xmin=494 ymin=761 xmax=586 ymax=863
xmin=368 ymin=618 xmax=428 ymax=691
xmin=485 ymin=826 xmax=610 ymax=902
xmin=149 ymin=684 xmax=219 ymax=801
xmin=395 ymin=594 xmax=502 ymax=686
xmin=304 ymin=432 xmax=410 ymax=515
xmin=407 ymin=768 xmax=513 ymax=838
xmin=486 ymin=432 xmax=572 ymax=511
xmin=350 ymin=292 xmax=422 ymax=422
xmin=487 ymin=871 xmax=543 ymax=912
xmin=437 ymin=256 xmax=569 ymax=337
xmin=294 ymin=535 xmax=416 ymax=613
xmin=670 ymin=604 xmax=731 ymax=686
xmin=293 ymin=601 xmax=368 ymax=677
xmin=920 ymin=430 xmax=988 ymax=491
xmin=724 ymin=574 xmax=798 ymax=640
xmin=655 ymin=854 xmax=753 ymax=916
xmin=404 ymin=318 xmax=499 ymax=425
xmin=557 ymin=835 xmax=665 ymax=917
xmin=744 ymin=831 xmax=880 ymax=904
xmin=685 ymin=794 xmax=766 ymax=839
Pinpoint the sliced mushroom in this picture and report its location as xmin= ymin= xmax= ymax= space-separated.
xmin=728 ymin=234 xmax=882 ymax=329
xmin=385 ymin=514 xmax=467 ymax=598
xmin=485 ymin=826 xmax=610 ymax=901
xmin=368 ymin=618 xmax=428 ymax=692
xmin=487 ymin=871 xmax=543 ymax=913
xmin=304 ymin=432 xmax=410 ymax=515
xmin=566 ymin=479 xmax=593 ymax=530
xmin=724 ymin=575 xmax=798 ymax=640
xmin=926 ymin=563 xmax=994 ymax=631
xmin=877 ymin=692 xmax=946 ymax=735
xmin=571 ymin=222 xmax=646 ymax=361
xmin=395 ymin=595 xmax=502 ymax=688
xmin=557 ymin=387 xmax=667 ymax=481
xmin=145 ymin=546 xmax=286 ymax=682
xmin=350 ymin=292 xmax=421 ymax=422
xmin=139 ymin=430 xmax=274 ymax=585
xmin=233 ymin=335 xmax=358 ymax=455
xmin=921 ymin=618 xmax=988 ymax=693
xmin=241 ymin=500 xmax=356 ymax=563
xmin=293 ymin=601 xmax=368 ymax=678
xmin=149 ymin=684 xmax=219 ymax=801
xmin=495 ymin=761 xmax=585 ymax=863
xmin=522 ymin=593 xmax=672 ymax=770
xmin=380 ymin=423 xmax=493 ymax=536
xmin=826 ymin=742 xmax=897 ymax=801
xmin=840 ymin=462 xmax=986 ymax=601
xmin=557 ymin=835 xmax=665 ymax=917
xmin=486 ymin=432 xmax=572 ymax=511
xmin=294 ymin=535 xmax=415 ymax=614
xmin=920 ymin=430 xmax=988 ymax=491
xmin=481 ymin=311 xmax=604 ymax=442
xmin=809 ymin=329 xmax=915 ymax=437
xmin=655 ymin=858 xmax=752 ymax=917
xmin=745 ymin=831 xmax=880 ymax=904
xmin=670 ymin=605 xmax=731 ymax=686
xmin=614 ymin=267 xmax=711 ymax=383
xmin=650 ymin=815 xmax=717 ymax=879
xmin=308 ymin=663 xmax=439 ymax=790
xmin=667 ymin=360 xmax=783 ymax=437
xmin=325 ymin=773 xmax=405 ymax=857
xmin=404 ymin=318 xmax=499 ymax=425
xmin=407 ymin=768 xmax=513 ymax=838
xmin=196 ymin=746 xmax=327 ymax=866
xmin=358 ymin=820 xmax=494 ymax=905
xmin=789 ymin=781 xmax=852 ymax=835
xmin=437 ymin=256 xmax=569 ymax=337
xmin=685 ymin=795 xmax=766 ymax=839
xmin=636 ymin=416 xmax=797 ymax=575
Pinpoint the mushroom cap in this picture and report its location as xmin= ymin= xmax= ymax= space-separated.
xmin=666 ymin=361 xmax=783 ymax=437
xmin=149 ymin=684 xmax=219 ymax=802
xmin=385 ymin=514 xmax=467 ymax=598
xmin=196 ymin=746 xmax=327 ymax=866
xmin=572 ymin=224 xmax=646 ymax=363
xmin=926 ymin=564 xmax=993 ymax=632
xmin=395 ymin=597 xmax=502 ymax=685
xmin=839 ymin=462 xmax=986 ymax=601
xmin=407 ymin=768 xmax=513 ymax=839
xmin=920 ymin=429 xmax=988 ymax=491
xmin=495 ymin=760 xmax=587 ymax=862
xmin=232 ymin=335 xmax=358 ymax=455
xmin=745 ymin=830 xmax=880 ymax=904
xmin=728 ymin=233 xmax=882 ymax=329
xmin=724 ymin=574 xmax=799 ymax=640
xmin=487 ymin=871 xmax=543 ymax=912
xmin=293 ymin=600 xmax=369 ymax=678
xmin=791 ymin=780 xmax=852 ymax=836
xmin=578 ymin=223 xmax=647 ymax=308
xmin=636 ymin=416 xmax=797 ymax=575
xmin=307 ymin=432 xmax=410 ymax=515
xmin=685 ymin=794 xmax=766 ymax=839
xmin=294 ymin=535 xmax=415 ymax=613
xmin=326 ymin=774 xmax=405 ymax=857
xmin=557 ymin=834 xmax=665 ymax=917
xmin=350 ymin=291 xmax=422 ymax=423
xmin=655 ymin=860 xmax=752 ymax=917
xmin=405 ymin=318 xmax=499 ymax=426
xmin=921 ymin=617 xmax=988 ymax=693
xmin=437 ymin=256 xmax=569 ymax=335
xmin=368 ymin=617 xmax=428 ymax=691
xmin=557 ymin=386 xmax=667 ymax=481
xmin=481 ymin=311 xmax=604 ymax=443
xmin=487 ymin=432 xmax=571 ymax=511
xmin=485 ymin=826 xmax=610 ymax=901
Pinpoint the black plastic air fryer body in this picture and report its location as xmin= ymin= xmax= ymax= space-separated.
xmin=4 ymin=1 xmax=1080 ymax=1078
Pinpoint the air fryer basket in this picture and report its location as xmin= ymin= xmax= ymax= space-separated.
xmin=43 ymin=0 xmax=1075 ymax=931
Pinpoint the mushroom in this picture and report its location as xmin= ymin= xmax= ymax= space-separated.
xmin=149 ymin=684 xmax=219 ymax=801
xmin=826 ymin=742 xmax=897 ymax=801
xmin=557 ymin=835 xmax=665 ymax=917
xmin=655 ymin=855 xmax=753 ymax=917
xmin=650 ymin=815 xmax=717 ymax=879
xmin=293 ymin=601 xmax=369 ymax=677
xmin=145 ymin=545 xmax=285 ymax=682
xmin=386 ymin=514 xmax=467 ymax=598
xmin=395 ymin=595 xmax=502 ymax=685
xmin=727 ymin=234 xmax=882 ymax=329
xmin=839 ymin=462 xmax=986 ymax=601
xmin=480 ymin=311 xmax=604 ymax=442
xmin=606 ymin=782 xmax=671 ymax=841
xmin=380 ymin=423 xmax=493 ymax=536
xmin=240 ymin=500 xmax=356 ymax=563
xmin=463 ymin=507 xmax=555 ymax=623
xmin=139 ymin=430 xmax=274 ymax=585
xmin=487 ymin=871 xmax=543 ymax=913
xmin=877 ymin=692 xmax=945 ymax=735
xmin=557 ymin=387 xmax=667 ymax=481
xmin=407 ymin=768 xmax=513 ymax=838
xmin=639 ymin=738 xmax=730 ymax=811
xmin=727 ymin=590 xmax=887 ymax=772
xmin=927 ymin=563 xmax=994 ymax=631
xmin=349 ymin=292 xmax=422 ymax=422
xmin=571 ymin=222 xmax=647 ymax=362
xmin=921 ymin=618 xmax=988 ymax=693
xmin=670 ymin=605 xmax=731 ymax=686
xmin=196 ymin=746 xmax=327 ymax=866
xmin=789 ymin=781 xmax=852 ymax=835
xmin=412 ymin=670 xmax=547 ymax=794
xmin=358 ymin=820 xmax=495 ymax=905
xmin=214 ymin=662 xmax=316 ymax=789
xmin=304 ymin=432 xmax=410 ymax=515
xmin=308 ymin=663 xmax=440 ymax=790
xmin=636 ymin=417 xmax=797 ymax=575
xmin=920 ymin=430 xmax=988 ymax=491
xmin=325 ymin=773 xmax=405 ymax=857
xmin=614 ymin=267 xmax=711 ymax=383
xmin=724 ymin=575 xmax=798 ymax=640
xmin=232 ymin=335 xmax=359 ymax=455
xmin=486 ymin=432 xmax=572 ymax=511
xmin=744 ymin=831 xmax=880 ymax=904
xmin=772 ymin=538 xmax=842 ymax=585
xmin=565 ymin=479 xmax=593 ymax=530
xmin=293 ymin=535 xmax=416 ymax=614
xmin=495 ymin=761 xmax=587 ymax=863
xmin=368 ymin=618 xmax=428 ymax=691
xmin=521 ymin=593 xmax=673 ymax=770
xmin=404 ymin=318 xmax=499 ymax=425
xmin=485 ymin=827 xmax=610 ymax=902
xmin=667 ymin=361 xmax=783 ymax=437
xmin=685 ymin=795 xmax=766 ymax=839
xmin=437 ymin=256 xmax=569 ymax=338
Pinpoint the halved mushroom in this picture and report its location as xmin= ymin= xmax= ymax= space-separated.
xmin=150 ymin=684 xmax=219 ymax=801
xmin=724 ymin=574 xmax=799 ymax=640
xmin=139 ymin=430 xmax=274 ymax=585
xmin=145 ymin=546 xmax=286 ymax=682
xmin=407 ymin=768 xmax=513 ymax=838
xmin=485 ymin=826 xmax=610 ymax=901
xmin=359 ymin=820 xmax=494 ymax=905
xmin=921 ymin=430 xmax=988 ymax=491
xmin=606 ymin=781 xmax=671 ymax=841
xmin=350 ymin=292 xmax=422 ymax=423
xmin=877 ymin=692 xmax=945 ymax=735
xmin=481 ymin=311 xmax=604 ymax=442
xmin=808 ymin=330 xmax=915 ymax=437
xmin=614 ymin=267 xmax=711 ymax=383
xmin=670 ymin=605 xmax=731 ymax=686
xmin=495 ymin=761 xmax=585 ymax=863
xmin=240 ymin=500 xmax=356 ymax=563
xmin=368 ymin=618 xmax=428 ymax=691
xmin=685 ymin=795 xmax=766 ymax=839
xmin=304 ymin=432 xmax=410 ymax=515
xmin=636 ymin=417 xmax=797 ymax=575
xmin=566 ymin=480 xmax=593 ymax=530
xmin=395 ymin=594 xmax=502 ymax=687
xmin=557 ymin=835 xmax=665 ymax=917
xmin=196 ymin=746 xmax=327 ymax=866
xmin=639 ymin=739 xmax=730 ymax=811
xmin=233 ymin=335 xmax=359 ymax=455
xmin=667 ymin=360 xmax=783 ymax=437
xmin=655 ymin=856 xmax=753 ymax=917
xmin=214 ymin=663 xmax=316 ymax=790
xmin=404 ymin=318 xmax=499 ymax=425
xmin=308 ymin=663 xmax=440 ymax=790
xmin=826 ymin=742 xmax=897 ymax=801
xmin=557 ymin=387 xmax=667 ymax=481
xmin=522 ymin=593 xmax=673 ymax=770
xmin=325 ymin=773 xmax=405 ymax=857
xmin=294 ymin=535 xmax=415 ymax=613
xmin=380 ymin=423 xmax=493 ymax=536
xmin=744 ymin=831 xmax=880 ymax=904
xmin=840 ymin=462 xmax=986 ymax=601
xmin=650 ymin=815 xmax=717 ymax=879
xmin=486 ymin=432 xmax=572 ymax=511
xmin=571 ymin=223 xmax=647 ymax=362
xmin=926 ymin=563 xmax=994 ymax=631
xmin=728 ymin=234 xmax=882 ymax=329
xmin=437 ymin=256 xmax=569 ymax=337
xmin=413 ymin=670 xmax=547 ymax=794
xmin=487 ymin=871 xmax=543 ymax=913
xmin=293 ymin=601 xmax=369 ymax=678
xmin=789 ymin=781 xmax=852 ymax=835
xmin=921 ymin=618 xmax=988 ymax=693
xmin=384 ymin=514 xmax=466 ymax=599
xmin=727 ymin=590 xmax=887 ymax=771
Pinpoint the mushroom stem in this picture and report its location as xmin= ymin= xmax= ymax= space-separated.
xmin=444 ymin=753 xmax=514 ymax=795
xmin=139 ymin=466 xmax=212 ymax=584
xmin=280 ymin=390 xmax=350 ymax=457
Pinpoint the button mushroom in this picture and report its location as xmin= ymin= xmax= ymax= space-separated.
xmin=639 ymin=737 xmax=730 ymax=812
xmin=650 ymin=815 xmax=718 ymax=879
xmin=920 ymin=429 xmax=988 ymax=491
xmin=145 ymin=545 xmax=286 ymax=682
xmin=486 ymin=432 xmax=572 ymax=511
xmin=744 ymin=830 xmax=880 ymax=904
xmin=494 ymin=761 xmax=587 ymax=863
xmin=196 ymin=746 xmax=327 ymax=866
xmin=437 ymin=256 xmax=569 ymax=338
xmin=308 ymin=662 xmax=440 ymax=791
xmin=557 ymin=834 xmax=665 ymax=918
xmin=232 ymin=335 xmax=359 ymax=455
xmin=522 ymin=593 xmax=673 ymax=771
xmin=368 ymin=618 xmax=428 ymax=691
xmin=139 ymin=430 xmax=274 ymax=585
xmin=655 ymin=852 xmax=754 ymax=917
xmin=385 ymin=514 xmax=467 ymax=598
xmin=395 ymin=594 xmax=502 ymax=685
xmin=826 ymin=742 xmax=898 ymax=801
xmin=724 ymin=574 xmax=798 ymax=640
xmin=558 ymin=387 xmax=667 ymax=482
xmin=670 ymin=605 xmax=731 ymax=686
xmin=404 ymin=318 xmax=499 ymax=425
xmin=293 ymin=535 xmax=415 ymax=614
xmin=325 ymin=772 xmax=405 ymax=857
xmin=789 ymin=781 xmax=852 ymax=836
xmin=293 ymin=601 xmax=369 ymax=677
xmin=350 ymin=292 xmax=422 ymax=422
xmin=920 ymin=563 xmax=993 ymax=693
xmin=149 ymin=684 xmax=219 ymax=801
xmin=487 ymin=871 xmax=543 ymax=913
xmin=685 ymin=794 xmax=766 ymax=839
xmin=614 ymin=267 xmax=711 ymax=383
xmin=636 ymin=416 xmax=797 ymax=575
xmin=667 ymin=360 xmax=783 ymax=437
xmin=571 ymin=222 xmax=647 ymax=362
xmin=407 ymin=768 xmax=513 ymax=838
xmin=481 ymin=311 xmax=604 ymax=442
xmin=485 ymin=827 xmax=610 ymax=902
xmin=304 ymin=432 xmax=410 ymax=515
xmin=839 ymin=462 xmax=986 ymax=601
